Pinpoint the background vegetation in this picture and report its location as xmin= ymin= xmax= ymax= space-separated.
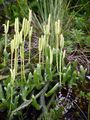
xmin=0 ymin=0 xmax=90 ymax=120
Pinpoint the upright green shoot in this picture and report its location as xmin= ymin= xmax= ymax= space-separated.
xmin=59 ymin=34 xmax=64 ymax=86
xmin=3 ymin=20 xmax=9 ymax=66
xmin=55 ymin=20 xmax=61 ymax=72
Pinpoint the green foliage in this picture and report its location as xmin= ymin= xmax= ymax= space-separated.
xmin=70 ymin=0 xmax=90 ymax=16
xmin=0 ymin=0 xmax=3 ymax=4
xmin=33 ymin=64 xmax=43 ymax=89
xmin=39 ymin=108 xmax=63 ymax=120
xmin=0 ymin=0 xmax=89 ymax=120
xmin=0 ymin=0 xmax=38 ymax=23
xmin=71 ymin=29 xmax=85 ymax=44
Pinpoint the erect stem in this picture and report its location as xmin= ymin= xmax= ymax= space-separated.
xmin=39 ymin=51 xmax=41 ymax=64
xmin=4 ymin=33 xmax=8 ymax=66
xmin=14 ymin=48 xmax=18 ymax=75
xmin=59 ymin=48 xmax=62 ymax=86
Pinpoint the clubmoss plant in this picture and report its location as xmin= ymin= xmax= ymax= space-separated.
xmin=10 ymin=68 xmax=15 ymax=111
xmin=49 ymin=46 xmax=53 ymax=71
xmin=14 ymin=18 xmax=21 ymax=74
xmin=10 ymin=18 xmax=23 ymax=110
xmin=41 ymin=35 xmax=46 ymax=64
xmin=3 ymin=20 xmax=9 ymax=66
xmin=21 ymin=10 xmax=33 ymax=80
xmin=20 ymin=19 xmax=28 ymax=81
xmin=43 ymin=14 xmax=51 ymax=47
xmin=62 ymin=49 xmax=66 ymax=67
xmin=10 ymin=9 xmax=33 ymax=81
xmin=38 ymin=36 xmax=43 ymax=64
xmin=3 ymin=12 xmax=67 ymax=119
xmin=14 ymin=34 xmax=19 ymax=75
xmin=14 ymin=18 xmax=19 ymax=33
xmin=20 ymin=41 xmax=25 ymax=80
xmin=28 ymin=26 xmax=33 ymax=64
xmin=11 ymin=39 xmax=15 ymax=70
xmin=59 ymin=33 xmax=64 ymax=85
xmin=55 ymin=20 xmax=61 ymax=72
xmin=22 ymin=18 xmax=29 ymax=41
